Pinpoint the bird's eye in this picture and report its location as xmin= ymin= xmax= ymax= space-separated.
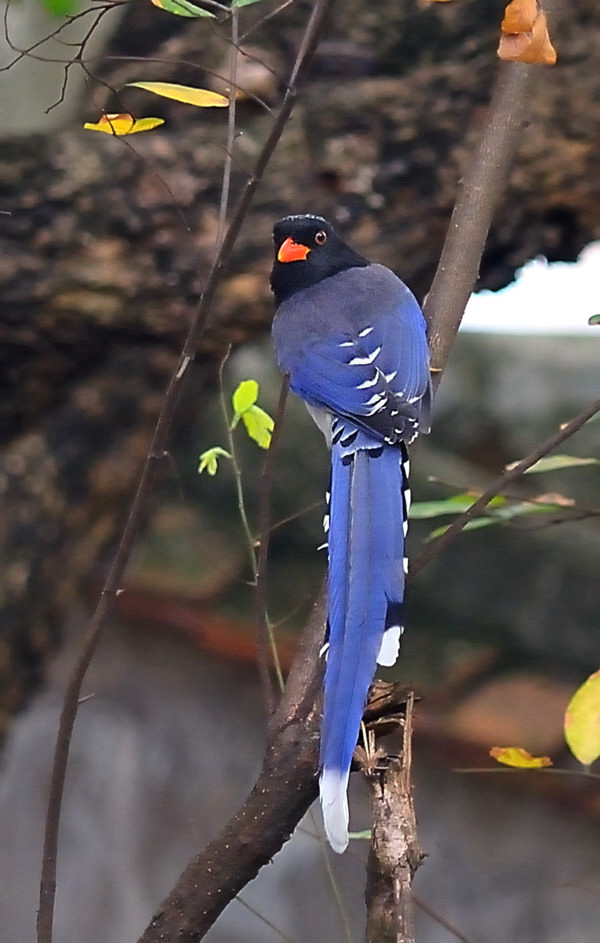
xmin=315 ymin=230 xmax=327 ymax=246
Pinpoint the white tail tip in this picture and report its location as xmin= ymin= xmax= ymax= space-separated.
xmin=319 ymin=767 xmax=350 ymax=853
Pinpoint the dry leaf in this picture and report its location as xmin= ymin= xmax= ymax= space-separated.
xmin=83 ymin=114 xmax=164 ymax=135
xmin=498 ymin=10 xmax=557 ymax=65
xmin=490 ymin=746 xmax=552 ymax=769
xmin=498 ymin=32 xmax=534 ymax=60
xmin=501 ymin=0 xmax=537 ymax=33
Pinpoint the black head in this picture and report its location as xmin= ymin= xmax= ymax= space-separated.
xmin=270 ymin=214 xmax=369 ymax=306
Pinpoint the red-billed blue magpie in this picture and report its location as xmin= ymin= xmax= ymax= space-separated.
xmin=270 ymin=215 xmax=431 ymax=853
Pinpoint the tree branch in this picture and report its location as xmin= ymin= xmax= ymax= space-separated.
xmin=137 ymin=588 xmax=326 ymax=943
xmin=422 ymin=60 xmax=532 ymax=379
xmin=422 ymin=0 xmax=565 ymax=376
xmin=411 ymin=396 xmax=600 ymax=576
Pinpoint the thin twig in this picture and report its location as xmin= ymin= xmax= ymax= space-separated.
xmin=455 ymin=767 xmax=600 ymax=780
xmin=311 ymin=806 xmax=355 ymax=943
xmin=216 ymin=7 xmax=239 ymax=253
xmin=235 ymin=894 xmax=300 ymax=943
xmin=413 ymin=894 xmax=475 ymax=943
xmin=256 ymin=375 xmax=289 ymax=712
xmin=240 ymin=0 xmax=296 ymax=43
xmin=411 ymin=398 xmax=600 ymax=576
xmin=36 ymin=2 xmax=335 ymax=941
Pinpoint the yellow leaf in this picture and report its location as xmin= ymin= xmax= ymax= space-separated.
xmin=127 ymin=82 xmax=229 ymax=108
xmin=489 ymin=746 xmax=552 ymax=769
xmin=84 ymin=114 xmax=164 ymax=135
xmin=564 ymin=669 xmax=600 ymax=767
xmin=151 ymin=0 xmax=216 ymax=16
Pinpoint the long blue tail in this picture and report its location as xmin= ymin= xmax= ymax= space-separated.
xmin=319 ymin=420 xmax=409 ymax=853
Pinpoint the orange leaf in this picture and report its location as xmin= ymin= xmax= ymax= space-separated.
xmin=490 ymin=746 xmax=552 ymax=769
xmin=498 ymin=11 xmax=557 ymax=65
xmin=501 ymin=0 xmax=537 ymax=34
xmin=83 ymin=114 xmax=164 ymax=135
xmin=498 ymin=32 xmax=534 ymax=60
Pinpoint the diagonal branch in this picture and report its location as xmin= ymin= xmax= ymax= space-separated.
xmin=411 ymin=397 xmax=600 ymax=576
xmin=137 ymin=588 xmax=326 ymax=943
xmin=423 ymin=58 xmax=533 ymax=380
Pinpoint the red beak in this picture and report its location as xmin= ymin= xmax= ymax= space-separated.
xmin=277 ymin=237 xmax=311 ymax=263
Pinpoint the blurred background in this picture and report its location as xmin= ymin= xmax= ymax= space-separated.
xmin=1 ymin=0 xmax=600 ymax=941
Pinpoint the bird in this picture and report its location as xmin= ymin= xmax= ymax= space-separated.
xmin=270 ymin=214 xmax=431 ymax=853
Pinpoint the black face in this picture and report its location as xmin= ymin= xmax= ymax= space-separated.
xmin=270 ymin=214 xmax=369 ymax=306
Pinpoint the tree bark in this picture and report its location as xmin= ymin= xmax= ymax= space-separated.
xmin=363 ymin=697 xmax=423 ymax=943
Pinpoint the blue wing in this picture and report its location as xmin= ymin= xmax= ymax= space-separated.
xmin=273 ymin=263 xmax=431 ymax=442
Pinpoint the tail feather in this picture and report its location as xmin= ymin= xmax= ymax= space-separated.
xmin=319 ymin=425 xmax=408 ymax=852
xmin=319 ymin=768 xmax=350 ymax=854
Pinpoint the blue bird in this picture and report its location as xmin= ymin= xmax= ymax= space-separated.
xmin=270 ymin=215 xmax=431 ymax=853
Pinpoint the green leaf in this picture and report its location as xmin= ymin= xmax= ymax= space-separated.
xmin=232 ymin=380 xmax=259 ymax=420
xmin=564 ymin=670 xmax=600 ymax=767
xmin=427 ymin=516 xmax=498 ymax=540
xmin=39 ymin=0 xmax=79 ymax=16
xmin=409 ymin=494 xmax=505 ymax=520
xmin=150 ymin=0 xmax=216 ymax=17
xmin=426 ymin=499 xmax=565 ymax=541
xmin=241 ymin=405 xmax=274 ymax=449
xmin=232 ymin=0 xmax=264 ymax=6
xmin=519 ymin=454 xmax=600 ymax=474
xmin=349 ymin=829 xmax=372 ymax=841
xmin=588 ymin=314 xmax=600 ymax=326
xmin=198 ymin=446 xmax=231 ymax=476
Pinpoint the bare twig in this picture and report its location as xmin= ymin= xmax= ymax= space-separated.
xmin=36 ymin=3 xmax=335 ymax=942
xmin=413 ymin=894 xmax=475 ymax=943
xmin=216 ymin=7 xmax=240 ymax=253
xmin=412 ymin=397 xmax=600 ymax=576
xmin=235 ymin=894 xmax=300 ymax=943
